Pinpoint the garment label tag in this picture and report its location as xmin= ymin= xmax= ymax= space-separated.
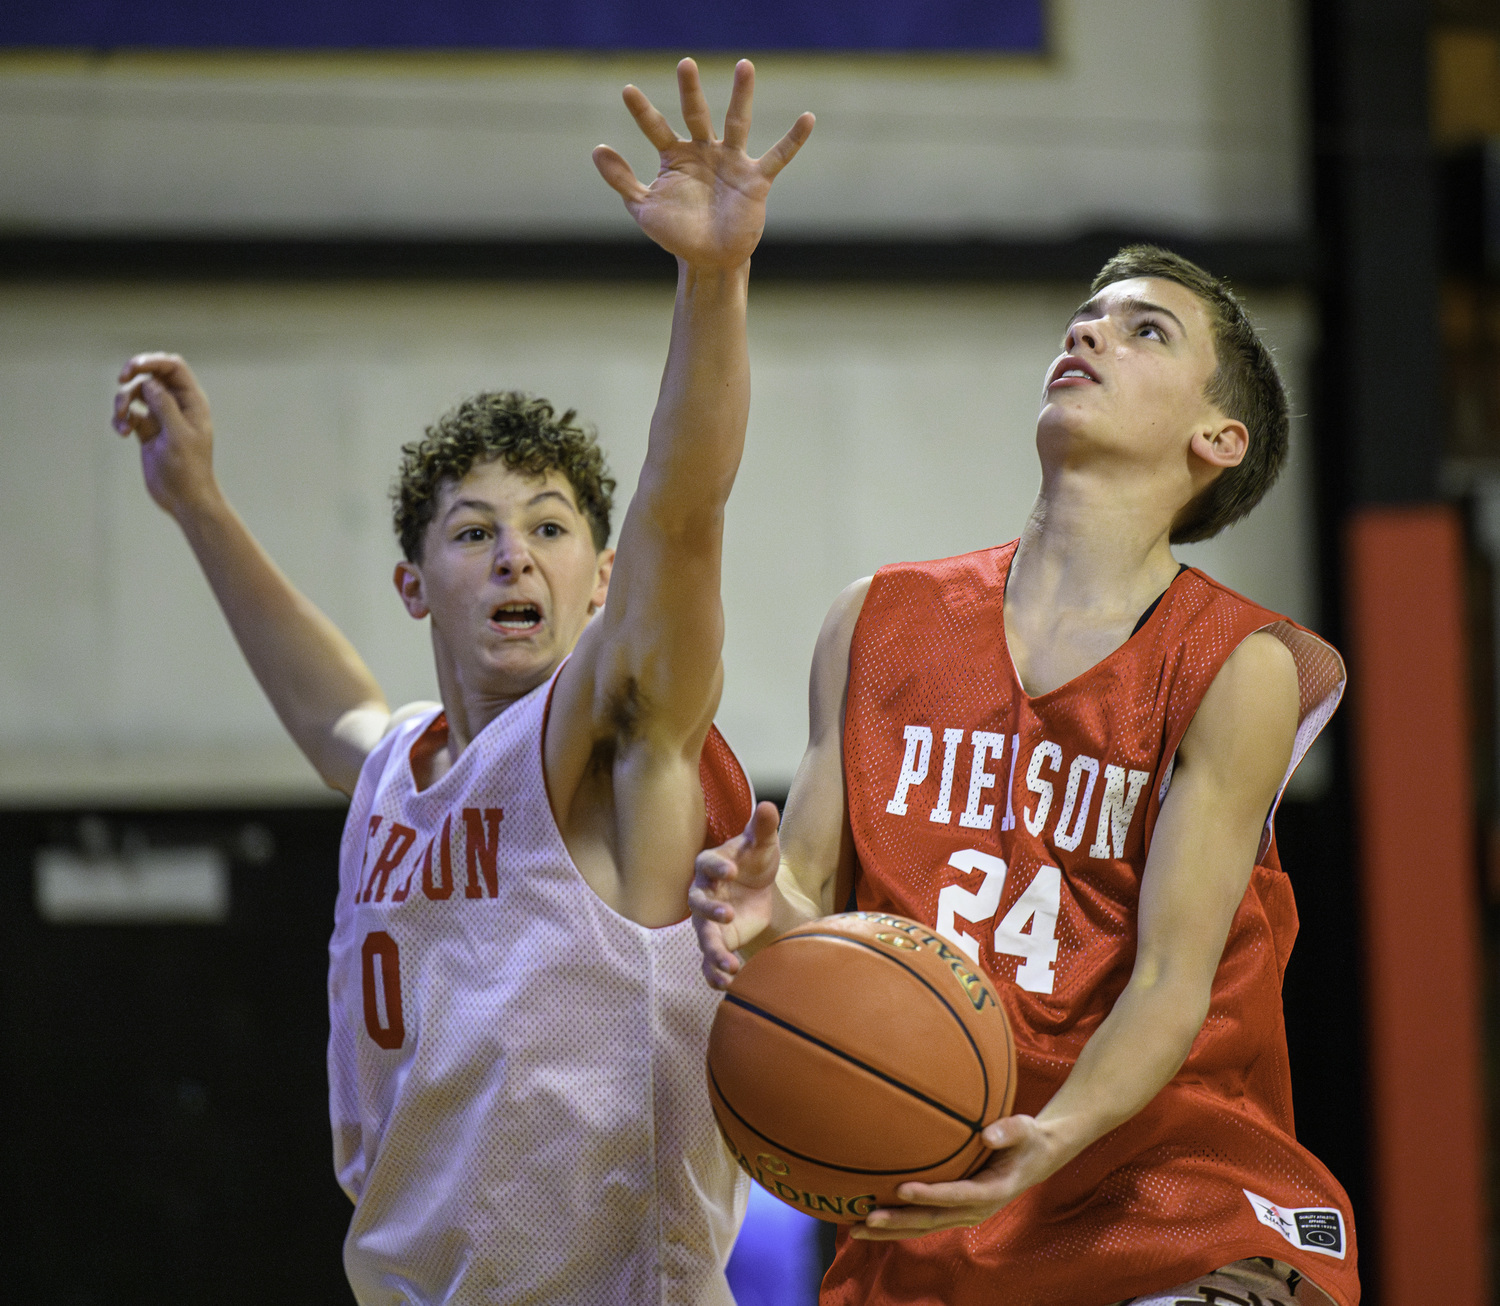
xmin=1243 ymin=1189 xmax=1346 ymax=1259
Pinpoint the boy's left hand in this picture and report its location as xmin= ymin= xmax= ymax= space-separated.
xmin=851 ymin=1115 xmax=1065 ymax=1240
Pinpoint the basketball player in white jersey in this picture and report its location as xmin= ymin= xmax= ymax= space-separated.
xmin=112 ymin=60 xmax=812 ymax=1305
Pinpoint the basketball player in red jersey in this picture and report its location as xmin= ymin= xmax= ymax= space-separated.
xmin=691 ymin=247 xmax=1358 ymax=1306
xmin=111 ymin=62 xmax=812 ymax=1304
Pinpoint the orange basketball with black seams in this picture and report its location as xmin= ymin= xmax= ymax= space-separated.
xmin=706 ymin=911 xmax=1017 ymax=1223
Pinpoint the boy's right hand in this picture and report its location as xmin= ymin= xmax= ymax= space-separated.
xmin=689 ymin=799 xmax=782 ymax=989
xmin=113 ymin=353 xmax=219 ymax=518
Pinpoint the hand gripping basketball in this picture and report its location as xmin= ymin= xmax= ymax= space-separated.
xmin=705 ymin=912 xmax=1018 ymax=1225
xmin=852 ymin=1112 xmax=1057 ymax=1240
xmin=689 ymin=800 xmax=782 ymax=988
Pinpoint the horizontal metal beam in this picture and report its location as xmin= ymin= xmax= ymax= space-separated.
xmin=0 ymin=233 xmax=1314 ymax=286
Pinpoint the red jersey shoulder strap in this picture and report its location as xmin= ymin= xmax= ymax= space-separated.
xmin=863 ymin=544 xmax=1013 ymax=615
xmin=857 ymin=544 xmax=1014 ymax=662
xmin=1148 ymin=567 xmax=1346 ymax=858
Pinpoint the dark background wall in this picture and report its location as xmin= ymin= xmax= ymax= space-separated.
xmin=0 ymin=808 xmax=353 ymax=1304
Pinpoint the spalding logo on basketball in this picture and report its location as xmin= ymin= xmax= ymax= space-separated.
xmin=706 ymin=911 xmax=1017 ymax=1223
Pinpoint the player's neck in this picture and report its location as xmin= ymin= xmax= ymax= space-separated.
xmin=1004 ymin=470 xmax=1181 ymax=695
xmin=429 ymin=643 xmax=554 ymax=771
xmin=1011 ymin=468 xmax=1179 ymax=613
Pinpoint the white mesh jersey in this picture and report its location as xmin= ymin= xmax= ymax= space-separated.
xmin=328 ymin=670 xmax=751 ymax=1305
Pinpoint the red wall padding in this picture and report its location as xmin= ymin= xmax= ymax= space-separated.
xmin=1347 ymin=505 xmax=1488 ymax=1303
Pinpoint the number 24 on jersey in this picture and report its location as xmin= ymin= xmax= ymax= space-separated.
xmin=935 ymin=849 xmax=1061 ymax=994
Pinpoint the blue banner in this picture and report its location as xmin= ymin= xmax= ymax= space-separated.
xmin=0 ymin=1 xmax=1046 ymax=52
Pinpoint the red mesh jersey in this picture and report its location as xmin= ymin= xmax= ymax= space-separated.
xmin=823 ymin=542 xmax=1359 ymax=1306
xmin=701 ymin=721 xmax=755 ymax=850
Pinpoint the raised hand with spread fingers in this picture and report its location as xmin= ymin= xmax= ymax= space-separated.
xmin=592 ymin=58 xmax=813 ymax=268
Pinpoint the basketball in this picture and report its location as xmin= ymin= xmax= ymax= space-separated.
xmin=706 ymin=911 xmax=1016 ymax=1223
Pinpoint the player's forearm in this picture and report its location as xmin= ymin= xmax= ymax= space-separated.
xmin=1032 ymin=974 xmax=1209 ymax=1168
xmin=590 ymin=261 xmax=752 ymax=733
xmin=172 ymin=491 xmax=388 ymax=786
xmin=634 ymin=260 xmax=751 ymax=529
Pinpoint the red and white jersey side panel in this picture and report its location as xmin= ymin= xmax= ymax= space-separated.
xmin=329 ymin=717 xmax=412 ymax=1203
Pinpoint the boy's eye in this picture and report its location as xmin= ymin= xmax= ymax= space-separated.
xmin=456 ymin=526 xmax=489 ymax=542
xmin=537 ymin=522 xmax=563 ymax=539
xmin=1138 ymin=320 xmax=1165 ymax=340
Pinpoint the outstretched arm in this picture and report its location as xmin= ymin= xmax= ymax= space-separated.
xmin=858 ymin=631 xmax=1300 ymax=1239
xmin=549 ymin=60 xmax=812 ymax=915
xmin=113 ymin=354 xmax=393 ymax=795
xmin=579 ymin=60 xmax=812 ymax=730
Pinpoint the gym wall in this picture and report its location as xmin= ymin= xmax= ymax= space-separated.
xmin=0 ymin=0 xmax=1317 ymax=802
xmin=1 ymin=4 xmax=1303 ymax=239
xmin=0 ymin=278 xmax=1317 ymax=801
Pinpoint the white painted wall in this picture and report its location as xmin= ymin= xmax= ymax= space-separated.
xmin=0 ymin=279 xmax=1317 ymax=802
xmin=0 ymin=0 xmax=1306 ymax=238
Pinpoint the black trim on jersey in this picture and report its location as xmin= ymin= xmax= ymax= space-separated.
xmin=1130 ymin=563 xmax=1191 ymax=637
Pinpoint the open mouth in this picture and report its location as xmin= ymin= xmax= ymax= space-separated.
xmin=490 ymin=602 xmax=542 ymax=631
xmin=1048 ymin=356 xmax=1101 ymax=387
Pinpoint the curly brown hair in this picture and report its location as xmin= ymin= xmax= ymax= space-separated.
xmin=1089 ymin=245 xmax=1289 ymax=543
xmin=392 ymin=391 xmax=616 ymax=562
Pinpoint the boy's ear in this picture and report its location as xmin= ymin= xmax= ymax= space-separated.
xmin=589 ymin=548 xmax=616 ymax=614
xmin=1192 ymin=417 xmax=1249 ymax=471
xmin=395 ymin=560 xmax=430 ymax=619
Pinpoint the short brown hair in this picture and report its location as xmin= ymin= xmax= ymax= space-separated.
xmin=391 ymin=391 xmax=616 ymax=561
xmin=1089 ymin=245 xmax=1289 ymax=543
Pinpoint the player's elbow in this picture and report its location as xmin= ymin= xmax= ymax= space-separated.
xmin=1124 ymin=959 xmax=1215 ymax=1047
xmin=320 ymin=766 xmax=359 ymax=800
